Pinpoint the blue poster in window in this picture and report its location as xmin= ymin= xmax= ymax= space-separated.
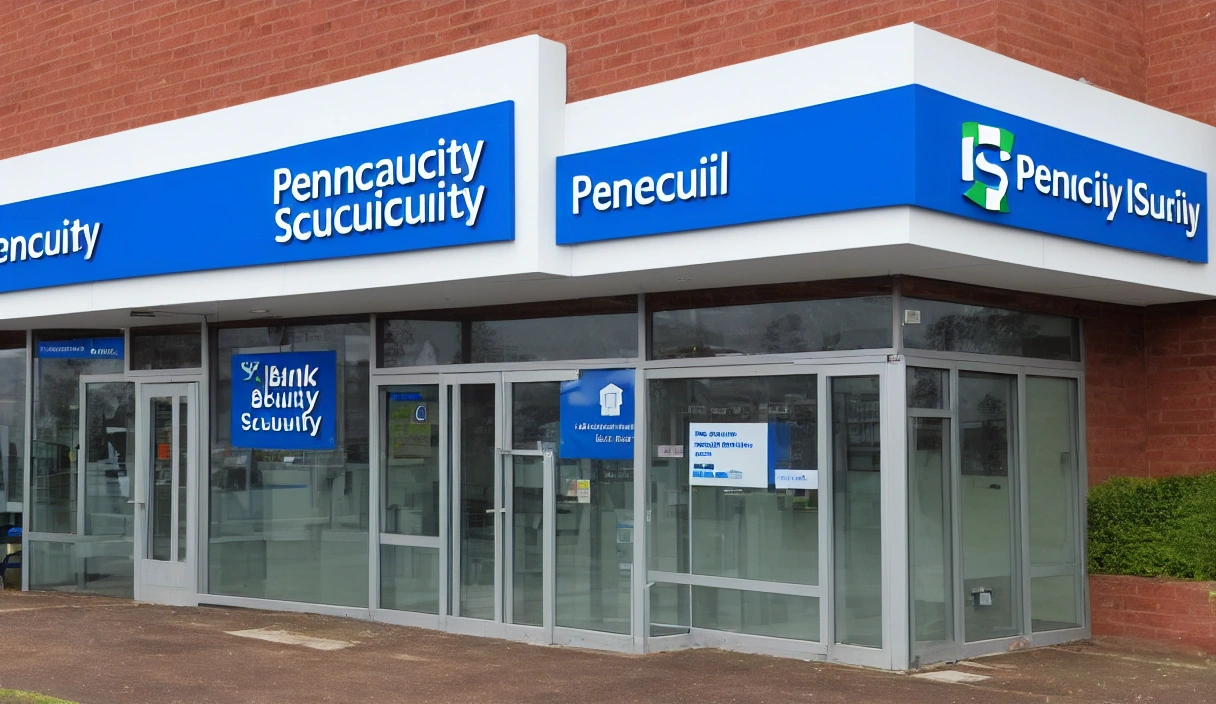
xmin=559 ymin=369 xmax=634 ymax=460
xmin=37 ymin=337 xmax=124 ymax=359
xmin=231 ymin=350 xmax=337 ymax=450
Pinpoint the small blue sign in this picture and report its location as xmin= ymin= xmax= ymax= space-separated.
xmin=557 ymin=85 xmax=1207 ymax=262
xmin=37 ymin=337 xmax=124 ymax=359
xmin=559 ymin=369 xmax=635 ymax=460
xmin=231 ymin=350 xmax=337 ymax=450
xmin=0 ymin=101 xmax=515 ymax=294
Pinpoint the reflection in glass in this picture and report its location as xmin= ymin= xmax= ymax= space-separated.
xmin=456 ymin=384 xmax=496 ymax=620
xmin=909 ymin=416 xmax=953 ymax=659
xmin=907 ymin=367 xmax=949 ymax=410
xmin=832 ymin=375 xmax=882 ymax=648
xmin=959 ymin=372 xmax=1020 ymax=642
xmin=130 ymin=324 xmax=202 ymax=370
xmin=380 ymin=545 xmax=439 ymax=614
xmin=178 ymin=397 xmax=189 ymax=562
xmin=208 ymin=322 xmax=370 ymax=608
xmin=1027 ymin=377 xmax=1082 ymax=632
xmin=379 ymin=320 xmax=462 ymax=368
xmin=382 ymin=386 xmax=440 ymax=537
xmin=0 ymin=347 xmax=27 ymax=507
xmin=651 ymin=296 xmax=892 ymax=359
xmin=649 ymin=582 xmax=691 ymax=637
xmin=150 ymin=397 xmax=174 ymax=561
xmin=692 ymin=587 xmax=819 ymax=641
xmin=509 ymin=454 xmax=544 ymax=627
xmin=902 ymin=298 xmax=1079 ymax=361
xmin=472 ymin=314 xmax=637 ymax=363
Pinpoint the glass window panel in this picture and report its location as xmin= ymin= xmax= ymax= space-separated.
xmin=647 ymin=376 xmax=818 ymax=585
xmin=959 ymin=372 xmax=1021 ymax=643
xmin=649 ymin=582 xmax=691 ymax=637
xmin=902 ymin=298 xmax=1079 ymax=361
xmin=909 ymin=416 xmax=953 ymax=654
xmin=691 ymin=587 xmax=819 ymax=642
xmin=382 ymin=385 xmax=440 ymax=537
xmin=455 ymin=384 xmax=496 ymax=620
xmin=149 ymin=397 xmax=173 ymax=561
xmin=651 ymin=296 xmax=892 ymax=359
xmin=472 ymin=314 xmax=637 ymax=363
xmin=554 ymin=454 xmax=634 ymax=634
xmin=31 ymin=333 xmax=124 ymax=534
xmin=0 ymin=347 xmax=27 ymax=507
xmin=832 ymin=375 xmax=882 ymax=648
xmin=907 ymin=367 xmax=949 ymax=410
xmin=511 ymin=382 xmax=559 ymax=451
xmin=1027 ymin=376 xmax=1082 ymax=632
xmin=208 ymin=322 xmax=370 ymax=608
xmin=27 ymin=539 xmax=130 ymax=597
xmin=510 ymin=454 xmax=544 ymax=627
xmin=378 ymin=320 xmax=462 ymax=368
xmin=379 ymin=544 xmax=439 ymax=614
xmin=130 ymin=325 xmax=202 ymax=370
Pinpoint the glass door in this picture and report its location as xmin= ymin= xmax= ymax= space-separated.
xmin=957 ymin=371 xmax=1020 ymax=643
xmin=442 ymin=372 xmax=574 ymax=640
xmin=135 ymin=383 xmax=198 ymax=604
xmin=447 ymin=374 xmax=502 ymax=622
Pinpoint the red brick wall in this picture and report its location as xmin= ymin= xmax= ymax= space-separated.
xmin=1144 ymin=300 xmax=1216 ymax=478
xmin=0 ymin=0 xmax=1174 ymax=162
xmin=1090 ymin=574 xmax=1216 ymax=654
xmin=1146 ymin=0 xmax=1216 ymax=127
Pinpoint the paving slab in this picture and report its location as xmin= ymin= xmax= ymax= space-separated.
xmin=0 ymin=591 xmax=1212 ymax=703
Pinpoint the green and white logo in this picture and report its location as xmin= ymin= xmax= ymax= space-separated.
xmin=961 ymin=122 xmax=1015 ymax=212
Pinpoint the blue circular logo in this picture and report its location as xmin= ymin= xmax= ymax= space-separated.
xmin=414 ymin=405 xmax=428 ymax=423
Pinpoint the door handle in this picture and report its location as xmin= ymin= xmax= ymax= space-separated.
xmin=484 ymin=508 xmax=506 ymax=514
xmin=127 ymin=500 xmax=145 ymax=506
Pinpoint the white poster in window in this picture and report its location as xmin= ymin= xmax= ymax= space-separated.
xmin=775 ymin=469 xmax=818 ymax=490
xmin=689 ymin=422 xmax=769 ymax=488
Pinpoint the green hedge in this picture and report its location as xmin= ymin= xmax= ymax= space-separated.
xmin=1088 ymin=473 xmax=1216 ymax=580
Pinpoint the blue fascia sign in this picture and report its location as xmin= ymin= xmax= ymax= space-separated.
xmin=36 ymin=337 xmax=124 ymax=359
xmin=559 ymin=369 xmax=635 ymax=461
xmin=231 ymin=351 xmax=337 ymax=450
xmin=557 ymin=86 xmax=1208 ymax=263
xmin=0 ymin=101 xmax=515 ymax=294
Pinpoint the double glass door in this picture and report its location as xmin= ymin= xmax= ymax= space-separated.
xmin=908 ymin=366 xmax=1084 ymax=665
xmin=378 ymin=371 xmax=635 ymax=641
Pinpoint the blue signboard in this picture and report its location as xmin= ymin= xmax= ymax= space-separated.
xmin=0 ymin=101 xmax=515 ymax=294
xmin=231 ymin=351 xmax=337 ymax=450
xmin=559 ymin=369 xmax=634 ymax=460
xmin=36 ymin=337 xmax=124 ymax=359
xmin=557 ymin=86 xmax=1207 ymax=262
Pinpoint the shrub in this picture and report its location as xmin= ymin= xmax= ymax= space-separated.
xmin=1088 ymin=473 xmax=1216 ymax=581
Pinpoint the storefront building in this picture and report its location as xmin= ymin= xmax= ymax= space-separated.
xmin=0 ymin=9 xmax=1213 ymax=671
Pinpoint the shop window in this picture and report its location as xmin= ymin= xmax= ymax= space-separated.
xmin=29 ymin=330 xmax=132 ymax=598
xmin=648 ymin=282 xmax=893 ymax=360
xmin=902 ymin=298 xmax=1079 ymax=362
xmin=647 ymin=374 xmax=819 ymax=642
xmin=0 ymin=333 xmax=26 ymax=510
xmin=378 ymin=297 xmax=638 ymax=367
xmin=208 ymin=320 xmax=370 ymax=608
xmin=129 ymin=324 xmax=202 ymax=370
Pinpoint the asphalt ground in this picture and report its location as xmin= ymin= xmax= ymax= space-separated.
xmin=0 ymin=590 xmax=1212 ymax=703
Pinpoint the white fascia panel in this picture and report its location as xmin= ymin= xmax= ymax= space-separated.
xmin=909 ymin=25 xmax=1216 ymax=298
xmin=0 ymin=35 xmax=567 ymax=321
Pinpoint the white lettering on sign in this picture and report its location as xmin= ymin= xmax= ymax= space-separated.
xmin=0 ymin=219 xmax=102 ymax=268
xmin=239 ymin=362 xmax=326 ymax=438
xmin=272 ymin=139 xmax=490 ymax=244
xmin=571 ymin=151 xmax=729 ymax=215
